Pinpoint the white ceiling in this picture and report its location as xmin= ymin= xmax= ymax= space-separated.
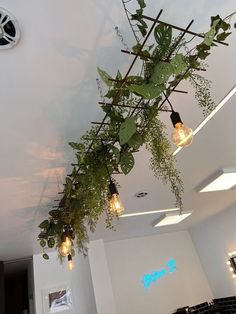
xmin=0 ymin=0 xmax=235 ymax=260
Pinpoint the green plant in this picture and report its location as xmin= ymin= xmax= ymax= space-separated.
xmin=38 ymin=0 xmax=235 ymax=259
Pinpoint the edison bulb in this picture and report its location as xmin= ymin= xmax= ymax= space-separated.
xmin=64 ymin=237 xmax=72 ymax=249
xmin=172 ymin=122 xmax=193 ymax=147
xmin=67 ymin=254 xmax=74 ymax=271
xmin=59 ymin=243 xmax=70 ymax=257
xmin=227 ymin=261 xmax=231 ymax=265
xmin=110 ymin=193 xmax=124 ymax=216
xmin=68 ymin=259 xmax=75 ymax=271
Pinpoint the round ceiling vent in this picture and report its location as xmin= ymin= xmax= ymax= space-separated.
xmin=0 ymin=8 xmax=20 ymax=49
xmin=134 ymin=191 xmax=148 ymax=198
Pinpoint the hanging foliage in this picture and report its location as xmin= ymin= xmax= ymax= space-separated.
xmin=38 ymin=0 xmax=235 ymax=259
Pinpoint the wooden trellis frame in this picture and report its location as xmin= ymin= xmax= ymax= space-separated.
xmin=53 ymin=9 xmax=229 ymax=205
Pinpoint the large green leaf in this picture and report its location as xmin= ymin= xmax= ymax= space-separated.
xmin=128 ymin=132 xmax=144 ymax=150
xmin=204 ymin=19 xmax=220 ymax=46
xmin=129 ymin=83 xmax=164 ymax=99
xmin=119 ymin=117 xmax=137 ymax=145
xmin=151 ymin=62 xmax=172 ymax=84
xmin=154 ymin=24 xmax=172 ymax=52
xmin=38 ymin=220 xmax=50 ymax=230
xmin=170 ymin=54 xmax=187 ymax=75
xmin=120 ymin=151 xmax=135 ymax=175
xmin=97 ymin=67 xmax=113 ymax=87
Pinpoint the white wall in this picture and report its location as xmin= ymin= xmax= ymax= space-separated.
xmin=33 ymin=252 xmax=97 ymax=314
xmin=88 ymin=240 xmax=117 ymax=314
xmin=104 ymin=231 xmax=212 ymax=314
xmin=190 ymin=205 xmax=236 ymax=298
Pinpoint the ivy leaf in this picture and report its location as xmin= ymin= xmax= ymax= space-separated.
xmin=47 ymin=222 xmax=57 ymax=236
xmin=38 ymin=220 xmax=50 ymax=230
xmin=105 ymin=88 xmax=129 ymax=99
xmin=120 ymin=151 xmax=135 ymax=175
xmin=69 ymin=142 xmax=85 ymax=151
xmin=129 ymin=83 xmax=164 ymax=99
xmin=204 ymin=19 xmax=220 ymax=46
xmin=216 ymin=32 xmax=232 ymax=41
xmin=137 ymin=22 xmax=147 ymax=37
xmin=38 ymin=232 xmax=47 ymax=239
xmin=119 ymin=117 xmax=137 ymax=145
xmin=151 ymin=62 xmax=172 ymax=84
xmin=40 ymin=239 xmax=46 ymax=247
xmin=197 ymin=49 xmax=210 ymax=60
xmin=210 ymin=15 xmax=229 ymax=32
xmin=170 ymin=54 xmax=187 ymax=75
xmin=128 ymin=132 xmax=144 ymax=150
xmin=154 ymin=24 xmax=172 ymax=52
xmin=47 ymin=238 xmax=55 ymax=248
xmin=97 ymin=67 xmax=113 ymax=87
xmin=138 ymin=0 xmax=146 ymax=8
xmin=49 ymin=210 xmax=60 ymax=219
xmin=210 ymin=15 xmax=221 ymax=27
xmin=42 ymin=253 xmax=49 ymax=260
xmin=111 ymin=146 xmax=120 ymax=162
xmin=219 ymin=20 xmax=230 ymax=32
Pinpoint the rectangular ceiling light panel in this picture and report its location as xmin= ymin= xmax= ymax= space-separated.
xmin=120 ymin=208 xmax=178 ymax=218
xmin=153 ymin=213 xmax=192 ymax=227
xmin=199 ymin=169 xmax=236 ymax=192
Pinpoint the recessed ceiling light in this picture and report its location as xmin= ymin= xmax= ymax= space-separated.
xmin=134 ymin=192 xmax=148 ymax=198
xmin=153 ymin=212 xmax=192 ymax=227
xmin=173 ymin=85 xmax=236 ymax=156
xmin=198 ymin=169 xmax=236 ymax=192
xmin=120 ymin=208 xmax=179 ymax=218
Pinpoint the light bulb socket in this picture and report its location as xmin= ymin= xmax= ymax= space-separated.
xmin=61 ymin=233 xmax=67 ymax=242
xmin=68 ymin=254 xmax=72 ymax=262
xmin=109 ymin=180 xmax=119 ymax=196
xmin=170 ymin=111 xmax=183 ymax=127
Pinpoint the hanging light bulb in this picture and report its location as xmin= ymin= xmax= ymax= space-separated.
xmin=59 ymin=231 xmax=73 ymax=257
xmin=64 ymin=236 xmax=72 ymax=250
xmin=170 ymin=111 xmax=193 ymax=147
xmin=59 ymin=243 xmax=70 ymax=257
xmin=68 ymin=254 xmax=74 ymax=271
xmin=109 ymin=180 xmax=124 ymax=216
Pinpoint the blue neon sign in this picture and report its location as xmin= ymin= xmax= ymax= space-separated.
xmin=142 ymin=259 xmax=176 ymax=289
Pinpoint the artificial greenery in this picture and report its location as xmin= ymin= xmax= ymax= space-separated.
xmin=38 ymin=0 xmax=235 ymax=259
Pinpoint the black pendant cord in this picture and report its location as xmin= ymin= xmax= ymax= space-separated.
xmin=163 ymin=92 xmax=174 ymax=112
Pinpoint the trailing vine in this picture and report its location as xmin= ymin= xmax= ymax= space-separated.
xmin=38 ymin=0 xmax=235 ymax=260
